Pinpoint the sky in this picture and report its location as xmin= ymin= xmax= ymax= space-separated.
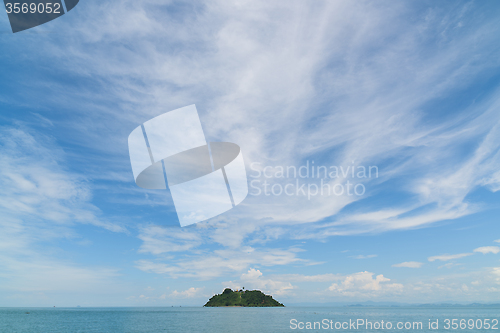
xmin=1 ymin=0 xmax=500 ymax=307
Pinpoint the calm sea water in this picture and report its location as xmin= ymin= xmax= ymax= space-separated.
xmin=0 ymin=307 xmax=498 ymax=333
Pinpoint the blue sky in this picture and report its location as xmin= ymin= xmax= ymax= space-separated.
xmin=1 ymin=0 xmax=500 ymax=307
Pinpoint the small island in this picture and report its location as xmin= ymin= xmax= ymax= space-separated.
xmin=204 ymin=288 xmax=285 ymax=307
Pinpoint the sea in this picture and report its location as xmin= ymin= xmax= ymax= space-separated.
xmin=0 ymin=306 xmax=498 ymax=333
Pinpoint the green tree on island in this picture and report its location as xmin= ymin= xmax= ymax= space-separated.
xmin=204 ymin=288 xmax=285 ymax=307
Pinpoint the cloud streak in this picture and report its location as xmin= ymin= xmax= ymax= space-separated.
xmin=428 ymin=253 xmax=473 ymax=262
xmin=473 ymin=246 xmax=500 ymax=255
xmin=22 ymin=0 xmax=500 ymax=236
xmin=392 ymin=262 xmax=424 ymax=268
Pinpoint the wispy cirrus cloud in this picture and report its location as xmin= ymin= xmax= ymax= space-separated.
xmin=351 ymin=254 xmax=378 ymax=259
xmin=392 ymin=261 xmax=424 ymax=268
xmin=0 ymin=126 xmax=126 ymax=234
xmin=135 ymin=246 xmax=305 ymax=280
xmin=0 ymin=126 xmax=129 ymax=305
xmin=428 ymin=253 xmax=473 ymax=262
xmin=170 ymin=287 xmax=205 ymax=299
xmin=473 ymin=246 xmax=500 ymax=255
xmin=138 ymin=226 xmax=202 ymax=254
xmin=2 ymin=0 xmax=500 ymax=305
xmin=438 ymin=263 xmax=464 ymax=269
xmin=21 ymin=0 xmax=500 ymax=238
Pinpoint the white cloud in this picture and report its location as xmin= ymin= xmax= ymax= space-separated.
xmin=208 ymin=221 xmax=260 ymax=248
xmin=0 ymin=255 xmax=119 ymax=293
xmin=438 ymin=263 xmax=464 ymax=269
xmin=135 ymin=246 xmax=304 ymax=279
xmin=138 ymin=226 xmax=202 ymax=254
xmin=495 ymin=239 xmax=500 ymax=243
xmin=0 ymin=251 xmax=124 ymax=307
xmin=241 ymin=268 xmax=263 ymax=281
xmin=28 ymin=0 xmax=500 ymax=239
xmin=428 ymin=253 xmax=473 ymax=262
xmin=3 ymin=0 xmax=500 ymax=306
xmin=224 ymin=268 xmax=295 ymax=296
xmin=492 ymin=267 xmax=500 ymax=282
xmin=392 ymin=261 xmax=423 ymax=268
xmin=401 ymin=268 xmax=500 ymax=302
xmin=0 ymin=127 xmax=129 ymax=306
xmin=274 ymin=273 xmax=341 ymax=283
xmin=351 ymin=254 xmax=378 ymax=259
xmin=170 ymin=287 xmax=204 ymax=298
xmin=0 ymin=127 xmax=126 ymax=233
xmin=328 ymin=271 xmax=403 ymax=297
xmin=474 ymin=246 xmax=500 ymax=254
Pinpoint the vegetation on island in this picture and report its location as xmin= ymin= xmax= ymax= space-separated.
xmin=204 ymin=288 xmax=285 ymax=307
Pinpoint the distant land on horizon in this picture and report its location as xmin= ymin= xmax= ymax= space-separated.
xmin=204 ymin=288 xmax=285 ymax=307
xmin=5 ymin=302 xmax=500 ymax=308
xmin=284 ymin=301 xmax=500 ymax=308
